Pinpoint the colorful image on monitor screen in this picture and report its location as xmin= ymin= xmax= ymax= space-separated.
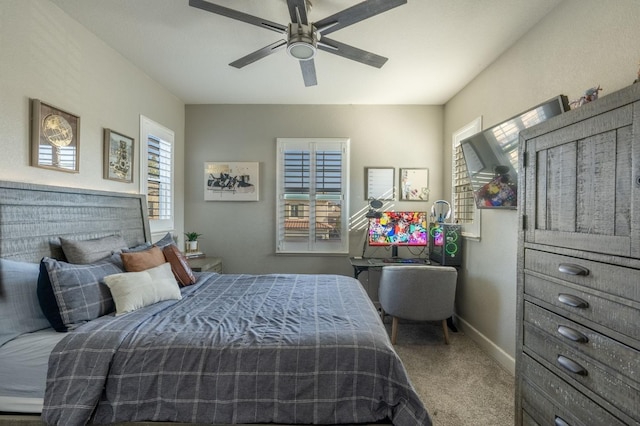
xmin=368 ymin=211 xmax=428 ymax=246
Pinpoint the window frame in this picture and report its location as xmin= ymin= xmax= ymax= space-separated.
xmin=452 ymin=117 xmax=482 ymax=240
xmin=276 ymin=137 xmax=350 ymax=255
xmin=139 ymin=115 xmax=175 ymax=236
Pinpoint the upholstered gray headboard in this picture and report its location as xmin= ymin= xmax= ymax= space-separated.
xmin=0 ymin=181 xmax=151 ymax=263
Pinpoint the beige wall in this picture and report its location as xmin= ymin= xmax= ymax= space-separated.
xmin=185 ymin=105 xmax=444 ymax=278
xmin=443 ymin=0 xmax=640 ymax=373
xmin=0 ymin=0 xmax=186 ymax=238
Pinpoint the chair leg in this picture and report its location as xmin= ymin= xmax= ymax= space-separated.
xmin=391 ymin=317 xmax=399 ymax=344
xmin=442 ymin=319 xmax=450 ymax=345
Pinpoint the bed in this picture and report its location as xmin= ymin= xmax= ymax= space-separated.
xmin=0 ymin=181 xmax=431 ymax=426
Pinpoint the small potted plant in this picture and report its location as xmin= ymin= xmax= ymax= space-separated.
xmin=184 ymin=232 xmax=202 ymax=253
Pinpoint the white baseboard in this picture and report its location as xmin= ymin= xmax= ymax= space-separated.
xmin=454 ymin=315 xmax=515 ymax=376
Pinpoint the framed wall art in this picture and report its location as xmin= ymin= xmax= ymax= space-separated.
xmin=30 ymin=99 xmax=80 ymax=173
xmin=365 ymin=167 xmax=395 ymax=200
xmin=103 ymin=129 xmax=134 ymax=183
xmin=204 ymin=161 xmax=259 ymax=201
xmin=399 ymin=168 xmax=429 ymax=201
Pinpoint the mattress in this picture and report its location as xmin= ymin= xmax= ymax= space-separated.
xmin=0 ymin=329 xmax=65 ymax=413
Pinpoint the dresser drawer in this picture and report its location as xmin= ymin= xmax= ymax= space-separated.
xmin=523 ymin=308 xmax=640 ymax=420
xmin=524 ymin=249 xmax=640 ymax=303
xmin=521 ymin=381 xmax=583 ymax=426
xmin=524 ymin=302 xmax=640 ymax=381
xmin=523 ymin=273 xmax=640 ymax=343
xmin=521 ymin=410 xmax=540 ymax=426
xmin=521 ymin=354 xmax=626 ymax=426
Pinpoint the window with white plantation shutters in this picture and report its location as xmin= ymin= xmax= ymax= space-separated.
xmin=453 ymin=143 xmax=475 ymax=223
xmin=146 ymin=136 xmax=172 ymax=221
xmin=140 ymin=116 xmax=174 ymax=234
xmin=277 ymin=138 xmax=350 ymax=254
xmin=452 ymin=118 xmax=481 ymax=240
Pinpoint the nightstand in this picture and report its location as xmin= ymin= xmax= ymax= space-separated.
xmin=187 ymin=256 xmax=223 ymax=273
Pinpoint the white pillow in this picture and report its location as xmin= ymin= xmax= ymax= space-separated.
xmin=103 ymin=262 xmax=181 ymax=315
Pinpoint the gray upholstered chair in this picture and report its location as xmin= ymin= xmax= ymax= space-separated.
xmin=379 ymin=265 xmax=458 ymax=345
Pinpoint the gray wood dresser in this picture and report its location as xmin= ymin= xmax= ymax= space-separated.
xmin=516 ymin=83 xmax=640 ymax=425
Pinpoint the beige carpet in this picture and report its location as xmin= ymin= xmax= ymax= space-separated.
xmin=384 ymin=319 xmax=515 ymax=426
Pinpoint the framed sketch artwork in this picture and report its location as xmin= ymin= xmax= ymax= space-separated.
xmin=103 ymin=129 xmax=134 ymax=183
xmin=31 ymin=99 xmax=80 ymax=173
xmin=204 ymin=162 xmax=259 ymax=201
xmin=400 ymin=168 xmax=429 ymax=201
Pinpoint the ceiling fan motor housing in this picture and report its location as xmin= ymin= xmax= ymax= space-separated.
xmin=287 ymin=23 xmax=318 ymax=60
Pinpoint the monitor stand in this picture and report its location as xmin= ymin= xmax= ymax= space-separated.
xmin=391 ymin=245 xmax=399 ymax=259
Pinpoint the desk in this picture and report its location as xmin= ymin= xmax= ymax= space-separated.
xmin=349 ymin=257 xmax=430 ymax=278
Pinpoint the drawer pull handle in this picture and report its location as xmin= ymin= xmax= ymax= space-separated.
xmin=554 ymin=416 xmax=571 ymax=426
xmin=557 ymin=326 xmax=588 ymax=343
xmin=558 ymin=263 xmax=589 ymax=276
xmin=558 ymin=293 xmax=589 ymax=309
xmin=557 ymin=355 xmax=588 ymax=376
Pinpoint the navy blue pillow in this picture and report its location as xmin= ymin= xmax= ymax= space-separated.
xmin=37 ymin=260 xmax=66 ymax=332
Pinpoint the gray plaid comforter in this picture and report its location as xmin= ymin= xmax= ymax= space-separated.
xmin=42 ymin=273 xmax=431 ymax=426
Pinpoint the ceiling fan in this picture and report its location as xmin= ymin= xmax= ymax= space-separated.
xmin=188 ymin=0 xmax=407 ymax=87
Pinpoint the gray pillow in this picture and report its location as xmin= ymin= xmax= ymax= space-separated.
xmin=0 ymin=259 xmax=51 ymax=346
xmin=40 ymin=255 xmax=124 ymax=330
xmin=60 ymin=234 xmax=127 ymax=264
xmin=153 ymin=232 xmax=175 ymax=248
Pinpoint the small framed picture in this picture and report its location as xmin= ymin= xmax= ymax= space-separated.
xmin=400 ymin=168 xmax=429 ymax=201
xmin=103 ymin=129 xmax=134 ymax=183
xmin=366 ymin=167 xmax=395 ymax=200
xmin=30 ymin=99 xmax=80 ymax=173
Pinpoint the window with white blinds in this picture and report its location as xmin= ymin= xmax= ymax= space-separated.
xmin=452 ymin=118 xmax=481 ymax=240
xmin=276 ymin=138 xmax=350 ymax=254
xmin=146 ymin=136 xmax=172 ymax=221
xmin=140 ymin=116 xmax=174 ymax=234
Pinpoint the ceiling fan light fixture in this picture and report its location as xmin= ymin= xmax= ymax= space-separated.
xmin=287 ymin=23 xmax=317 ymax=60
xmin=287 ymin=41 xmax=316 ymax=60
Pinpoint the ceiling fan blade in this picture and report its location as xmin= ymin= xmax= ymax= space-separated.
xmin=287 ymin=0 xmax=308 ymax=24
xmin=189 ymin=0 xmax=287 ymax=34
xmin=300 ymin=59 xmax=318 ymax=87
xmin=314 ymin=0 xmax=407 ymax=36
xmin=229 ymin=40 xmax=287 ymax=68
xmin=318 ymin=37 xmax=388 ymax=68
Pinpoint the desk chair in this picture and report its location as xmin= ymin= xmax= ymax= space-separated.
xmin=379 ymin=265 xmax=458 ymax=344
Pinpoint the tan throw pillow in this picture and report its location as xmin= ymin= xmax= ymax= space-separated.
xmin=162 ymin=245 xmax=196 ymax=286
xmin=120 ymin=246 xmax=166 ymax=272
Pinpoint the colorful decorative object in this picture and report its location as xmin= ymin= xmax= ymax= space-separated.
xmin=569 ymin=85 xmax=602 ymax=109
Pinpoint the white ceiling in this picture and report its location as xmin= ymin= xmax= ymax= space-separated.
xmin=50 ymin=0 xmax=562 ymax=105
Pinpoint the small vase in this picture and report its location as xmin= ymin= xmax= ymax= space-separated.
xmin=187 ymin=240 xmax=198 ymax=252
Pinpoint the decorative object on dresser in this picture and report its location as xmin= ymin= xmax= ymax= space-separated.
xmin=103 ymin=128 xmax=134 ymax=182
xmin=515 ymin=83 xmax=640 ymax=425
xmin=30 ymin=99 xmax=80 ymax=173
